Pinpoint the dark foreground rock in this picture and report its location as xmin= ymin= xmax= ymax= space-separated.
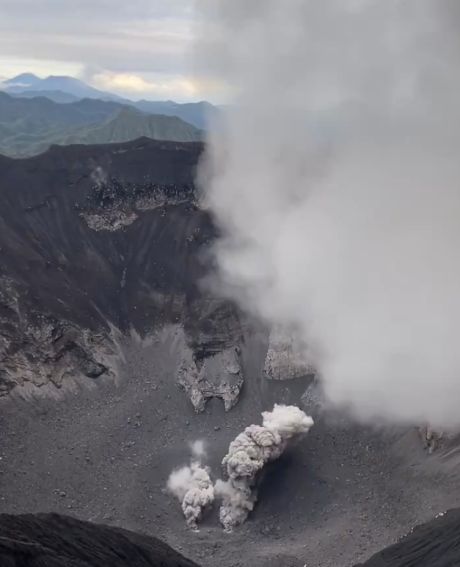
xmin=356 ymin=508 xmax=460 ymax=567
xmin=0 ymin=513 xmax=199 ymax=567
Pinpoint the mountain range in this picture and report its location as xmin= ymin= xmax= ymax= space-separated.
xmin=0 ymin=73 xmax=217 ymax=157
xmin=0 ymin=92 xmax=203 ymax=157
xmin=4 ymin=72 xmax=124 ymax=101
xmin=2 ymin=73 xmax=217 ymax=129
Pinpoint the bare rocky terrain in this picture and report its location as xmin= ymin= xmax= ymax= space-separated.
xmin=356 ymin=508 xmax=460 ymax=567
xmin=1 ymin=139 xmax=460 ymax=566
xmin=0 ymin=512 xmax=199 ymax=567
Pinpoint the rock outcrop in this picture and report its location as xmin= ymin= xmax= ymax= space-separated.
xmin=178 ymin=343 xmax=243 ymax=412
xmin=263 ymin=324 xmax=315 ymax=381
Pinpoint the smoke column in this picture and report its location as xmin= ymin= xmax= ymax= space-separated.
xmin=196 ymin=0 xmax=460 ymax=428
xmin=216 ymin=404 xmax=314 ymax=530
xmin=167 ymin=440 xmax=214 ymax=530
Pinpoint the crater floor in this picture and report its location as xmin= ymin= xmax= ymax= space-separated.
xmin=1 ymin=328 xmax=459 ymax=567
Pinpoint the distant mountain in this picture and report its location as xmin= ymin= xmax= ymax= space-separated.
xmin=4 ymin=72 xmax=41 ymax=87
xmin=134 ymin=100 xmax=218 ymax=130
xmin=0 ymin=92 xmax=202 ymax=157
xmin=9 ymin=89 xmax=80 ymax=103
xmin=1 ymin=73 xmax=217 ymax=129
xmin=3 ymin=73 xmax=123 ymax=101
xmin=0 ymin=91 xmax=122 ymax=128
xmin=55 ymin=107 xmax=203 ymax=147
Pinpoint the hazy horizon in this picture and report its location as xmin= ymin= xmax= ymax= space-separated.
xmin=0 ymin=0 xmax=228 ymax=104
xmin=0 ymin=69 xmax=217 ymax=104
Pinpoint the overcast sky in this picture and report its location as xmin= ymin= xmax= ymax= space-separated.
xmin=0 ymin=0 xmax=225 ymax=102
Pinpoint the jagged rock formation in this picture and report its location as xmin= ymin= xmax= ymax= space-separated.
xmin=356 ymin=508 xmax=460 ymax=567
xmin=78 ymin=169 xmax=196 ymax=231
xmin=418 ymin=424 xmax=444 ymax=454
xmin=177 ymin=343 xmax=243 ymax=412
xmin=0 ymin=138 xmax=244 ymax=406
xmin=177 ymin=297 xmax=245 ymax=411
xmin=0 ymin=307 xmax=112 ymax=396
xmin=0 ymin=513 xmax=200 ymax=567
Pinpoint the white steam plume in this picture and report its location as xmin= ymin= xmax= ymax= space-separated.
xmin=167 ymin=441 xmax=214 ymax=530
xmin=190 ymin=439 xmax=207 ymax=459
xmin=216 ymin=404 xmax=313 ymax=530
xmin=196 ymin=0 xmax=460 ymax=429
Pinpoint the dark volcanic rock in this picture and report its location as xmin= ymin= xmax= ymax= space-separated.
xmin=0 ymin=512 xmax=200 ymax=567
xmin=0 ymin=138 xmax=244 ymax=406
xmin=356 ymin=508 xmax=460 ymax=567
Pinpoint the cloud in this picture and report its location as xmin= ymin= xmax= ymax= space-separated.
xmin=0 ymin=0 xmax=213 ymax=101
xmin=189 ymin=439 xmax=207 ymax=459
xmin=198 ymin=0 xmax=460 ymax=429
xmin=0 ymin=0 xmax=235 ymax=102
xmin=0 ymin=22 xmax=192 ymax=75
xmin=90 ymin=71 xmax=199 ymax=99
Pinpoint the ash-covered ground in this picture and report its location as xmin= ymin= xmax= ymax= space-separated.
xmin=2 ymin=327 xmax=460 ymax=567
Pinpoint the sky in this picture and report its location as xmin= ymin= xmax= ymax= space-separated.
xmin=0 ymin=0 xmax=226 ymax=102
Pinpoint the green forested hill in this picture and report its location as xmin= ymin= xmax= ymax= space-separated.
xmin=0 ymin=93 xmax=203 ymax=157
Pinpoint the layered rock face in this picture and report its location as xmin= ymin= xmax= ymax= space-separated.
xmin=0 ymin=138 xmax=244 ymax=407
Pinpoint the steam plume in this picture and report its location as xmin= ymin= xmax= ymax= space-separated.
xmin=190 ymin=439 xmax=206 ymax=459
xmin=167 ymin=441 xmax=214 ymax=530
xmin=197 ymin=0 xmax=460 ymax=428
xmin=216 ymin=404 xmax=313 ymax=530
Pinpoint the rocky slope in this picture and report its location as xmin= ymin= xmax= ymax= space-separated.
xmin=0 ymin=138 xmax=243 ymax=409
xmin=356 ymin=508 xmax=460 ymax=567
xmin=0 ymin=513 xmax=199 ymax=566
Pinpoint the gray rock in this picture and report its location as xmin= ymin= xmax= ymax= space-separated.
xmin=264 ymin=324 xmax=315 ymax=381
xmin=177 ymin=342 xmax=243 ymax=412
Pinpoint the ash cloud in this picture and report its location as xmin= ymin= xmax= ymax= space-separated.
xmin=216 ymin=404 xmax=314 ymax=531
xmin=167 ymin=441 xmax=214 ymax=530
xmin=197 ymin=0 xmax=460 ymax=429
